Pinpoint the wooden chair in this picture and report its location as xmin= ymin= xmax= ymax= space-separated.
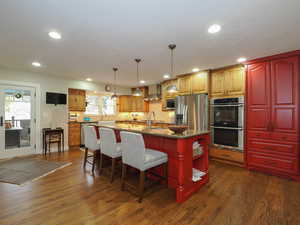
xmin=98 ymin=127 xmax=122 ymax=183
xmin=43 ymin=128 xmax=64 ymax=155
xmin=83 ymin=126 xmax=100 ymax=173
xmin=120 ymin=131 xmax=168 ymax=202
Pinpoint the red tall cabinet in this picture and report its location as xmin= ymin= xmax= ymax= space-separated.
xmin=245 ymin=51 xmax=300 ymax=180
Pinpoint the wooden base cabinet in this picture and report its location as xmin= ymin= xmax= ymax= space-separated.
xmin=68 ymin=122 xmax=81 ymax=147
xmin=245 ymin=51 xmax=300 ymax=180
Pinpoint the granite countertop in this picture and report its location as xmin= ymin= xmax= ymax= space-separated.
xmin=68 ymin=121 xmax=99 ymax=123
xmin=116 ymin=120 xmax=175 ymax=125
xmin=98 ymin=124 xmax=210 ymax=139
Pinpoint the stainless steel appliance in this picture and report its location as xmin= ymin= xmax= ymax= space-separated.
xmin=210 ymin=97 xmax=244 ymax=151
xmin=175 ymin=94 xmax=208 ymax=131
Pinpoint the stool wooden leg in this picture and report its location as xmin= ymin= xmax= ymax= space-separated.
xmin=83 ymin=148 xmax=88 ymax=169
xmin=99 ymin=153 xmax=103 ymax=175
xmin=121 ymin=164 xmax=127 ymax=191
xmin=138 ymin=170 xmax=145 ymax=203
xmin=163 ymin=163 xmax=168 ymax=186
xmin=110 ymin=158 xmax=116 ymax=183
xmin=92 ymin=152 xmax=96 ymax=173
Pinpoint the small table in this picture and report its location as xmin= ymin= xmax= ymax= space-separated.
xmin=42 ymin=128 xmax=64 ymax=155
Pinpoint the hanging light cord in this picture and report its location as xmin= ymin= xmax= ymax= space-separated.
xmin=170 ymin=48 xmax=174 ymax=77
xmin=114 ymin=70 xmax=116 ymax=93
xmin=136 ymin=61 xmax=139 ymax=82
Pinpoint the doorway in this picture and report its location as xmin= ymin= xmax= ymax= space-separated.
xmin=0 ymin=84 xmax=37 ymax=158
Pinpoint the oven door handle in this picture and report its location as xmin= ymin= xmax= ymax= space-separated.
xmin=210 ymin=104 xmax=244 ymax=107
xmin=210 ymin=126 xmax=243 ymax=130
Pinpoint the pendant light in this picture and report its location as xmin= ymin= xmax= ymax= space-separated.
xmin=166 ymin=44 xmax=178 ymax=93
xmin=132 ymin=58 xmax=143 ymax=96
xmin=111 ymin=67 xmax=118 ymax=99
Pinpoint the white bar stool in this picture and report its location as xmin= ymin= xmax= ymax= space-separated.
xmin=83 ymin=126 xmax=100 ymax=173
xmin=99 ymin=127 xmax=122 ymax=182
xmin=120 ymin=131 xmax=168 ymax=202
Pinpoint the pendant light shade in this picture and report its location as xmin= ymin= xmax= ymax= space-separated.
xmin=111 ymin=67 xmax=118 ymax=99
xmin=166 ymin=44 xmax=178 ymax=93
xmin=132 ymin=58 xmax=143 ymax=97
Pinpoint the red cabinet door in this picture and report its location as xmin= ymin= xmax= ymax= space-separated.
xmin=246 ymin=62 xmax=271 ymax=131
xmin=271 ymin=56 xmax=299 ymax=134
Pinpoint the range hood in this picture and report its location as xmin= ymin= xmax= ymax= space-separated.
xmin=144 ymin=84 xmax=161 ymax=101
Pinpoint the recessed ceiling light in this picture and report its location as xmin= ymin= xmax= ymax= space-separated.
xmin=237 ymin=57 xmax=247 ymax=63
xmin=208 ymin=24 xmax=221 ymax=34
xmin=86 ymin=78 xmax=92 ymax=82
xmin=140 ymin=80 xmax=146 ymax=84
xmin=163 ymin=74 xmax=170 ymax=79
xmin=32 ymin=61 xmax=41 ymax=67
xmin=192 ymin=68 xmax=200 ymax=72
xmin=48 ymin=31 xmax=62 ymax=40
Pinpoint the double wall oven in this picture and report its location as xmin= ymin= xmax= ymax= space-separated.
xmin=210 ymin=97 xmax=244 ymax=151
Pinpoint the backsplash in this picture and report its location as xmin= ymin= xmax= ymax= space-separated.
xmin=70 ymin=101 xmax=175 ymax=123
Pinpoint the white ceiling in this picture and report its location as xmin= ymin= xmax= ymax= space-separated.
xmin=0 ymin=0 xmax=300 ymax=87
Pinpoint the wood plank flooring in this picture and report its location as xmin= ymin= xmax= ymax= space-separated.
xmin=0 ymin=149 xmax=300 ymax=225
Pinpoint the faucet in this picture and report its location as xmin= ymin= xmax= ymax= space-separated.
xmin=146 ymin=111 xmax=156 ymax=128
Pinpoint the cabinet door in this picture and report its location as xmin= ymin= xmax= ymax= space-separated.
xmin=135 ymin=96 xmax=143 ymax=112
xmin=68 ymin=124 xmax=81 ymax=147
xmin=178 ymin=76 xmax=191 ymax=95
xmin=246 ymin=62 xmax=271 ymax=131
xmin=77 ymin=95 xmax=86 ymax=111
xmin=68 ymin=95 xmax=77 ymax=111
xmin=225 ymin=67 xmax=245 ymax=96
xmin=211 ymin=71 xmax=225 ymax=97
xmin=191 ymin=71 xmax=208 ymax=94
xmin=271 ymin=56 xmax=299 ymax=134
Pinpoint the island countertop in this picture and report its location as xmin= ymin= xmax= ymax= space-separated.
xmin=98 ymin=123 xmax=210 ymax=139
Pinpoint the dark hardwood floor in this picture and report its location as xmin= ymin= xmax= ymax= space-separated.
xmin=1 ymin=149 xmax=300 ymax=225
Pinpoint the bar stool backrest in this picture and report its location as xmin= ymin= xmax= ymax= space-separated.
xmin=99 ymin=127 xmax=118 ymax=157
xmin=120 ymin=131 xmax=146 ymax=170
xmin=83 ymin=126 xmax=99 ymax=151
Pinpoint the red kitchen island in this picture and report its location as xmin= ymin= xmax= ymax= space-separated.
xmin=99 ymin=124 xmax=210 ymax=203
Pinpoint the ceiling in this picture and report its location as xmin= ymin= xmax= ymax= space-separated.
xmin=0 ymin=0 xmax=300 ymax=87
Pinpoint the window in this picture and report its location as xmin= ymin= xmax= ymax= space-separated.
xmin=85 ymin=95 xmax=99 ymax=115
xmin=85 ymin=94 xmax=116 ymax=115
xmin=5 ymin=90 xmax=31 ymax=120
xmin=102 ymin=96 xmax=116 ymax=115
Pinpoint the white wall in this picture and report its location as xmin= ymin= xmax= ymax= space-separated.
xmin=0 ymin=67 xmax=131 ymax=153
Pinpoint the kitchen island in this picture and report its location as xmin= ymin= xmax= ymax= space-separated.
xmin=99 ymin=124 xmax=210 ymax=203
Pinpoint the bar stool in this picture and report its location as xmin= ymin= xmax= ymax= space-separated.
xmin=99 ymin=127 xmax=122 ymax=182
xmin=120 ymin=131 xmax=168 ymax=202
xmin=83 ymin=126 xmax=100 ymax=173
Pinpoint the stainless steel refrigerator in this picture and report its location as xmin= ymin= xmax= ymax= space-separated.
xmin=175 ymin=94 xmax=208 ymax=131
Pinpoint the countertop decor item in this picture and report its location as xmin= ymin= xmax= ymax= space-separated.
xmin=168 ymin=125 xmax=188 ymax=134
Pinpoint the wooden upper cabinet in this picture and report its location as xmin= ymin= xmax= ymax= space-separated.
xmin=118 ymin=95 xmax=148 ymax=112
xmin=225 ymin=67 xmax=245 ymax=96
xmin=177 ymin=75 xmax=191 ymax=95
xmin=211 ymin=66 xmax=245 ymax=97
xmin=68 ymin=88 xmax=86 ymax=111
xmin=211 ymin=70 xmax=226 ymax=97
xmin=191 ymin=71 xmax=209 ymax=94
